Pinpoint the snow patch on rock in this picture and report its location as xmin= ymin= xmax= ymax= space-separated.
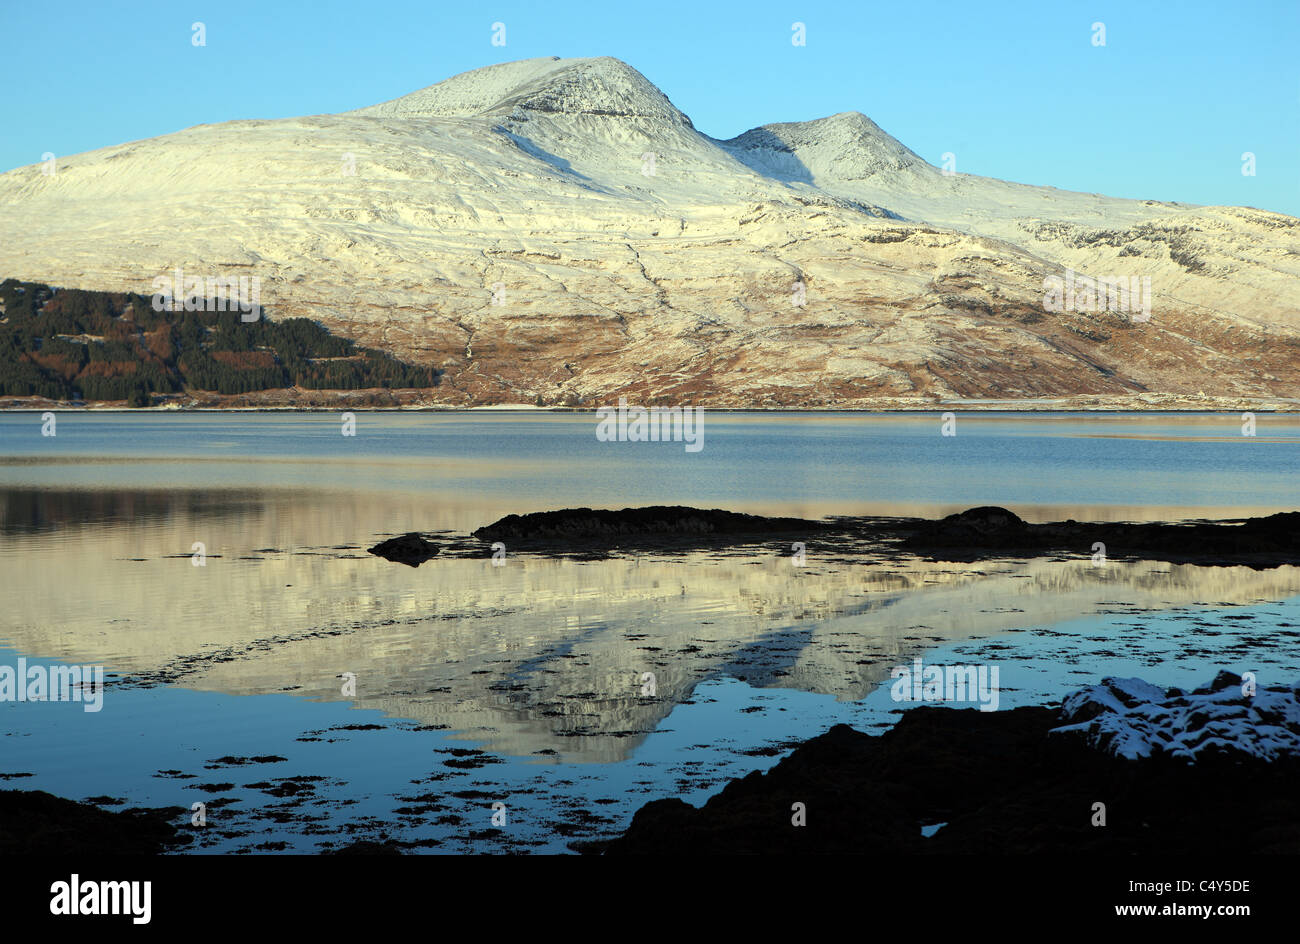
xmin=1051 ymin=671 xmax=1300 ymax=762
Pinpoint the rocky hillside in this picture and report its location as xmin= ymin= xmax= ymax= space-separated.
xmin=1 ymin=56 xmax=1296 ymax=408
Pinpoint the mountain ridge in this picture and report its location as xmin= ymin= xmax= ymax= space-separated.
xmin=0 ymin=56 xmax=1296 ymax=409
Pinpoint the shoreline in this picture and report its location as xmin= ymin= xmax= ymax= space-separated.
xmin=2 ymin=404 xmax=1299 ymax=414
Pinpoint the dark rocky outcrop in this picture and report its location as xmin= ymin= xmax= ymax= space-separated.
xmin=438 ymin=504 xmax=1298 ymax=565
xmin=0 ymin=790 xmax=190 ymax=855
xmin=902 ymin=508 xmax=1300 ymax=566
xmin=472 ymin=506 xmax=825 ymax=545
xmin=367 ymin=533 xmax=440 ymax=567
xmin=601 ymin=703 xmax=1300 ymax=855
xmin=902 ymin=505 xmax=1030 ymax=546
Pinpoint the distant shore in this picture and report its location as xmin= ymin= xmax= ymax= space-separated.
xmin=2 ymin=399 xmax=1299 ymax=414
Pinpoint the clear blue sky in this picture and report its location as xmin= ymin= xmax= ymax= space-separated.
xmin=2 ymin=0 xmax=1297 ymax=215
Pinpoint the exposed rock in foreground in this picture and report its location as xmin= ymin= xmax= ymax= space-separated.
xmin=472 ymin=506 xmax=825 ymax=544
xmin=1053 ymin=672 xmax=1300 ymax=762
xmin=0 ymin=790 xmax=189 ymax=854
xmin=901 ymin=506 xmax=1300 ymax=566
xmin=0 ymin=789 xmax=408 ymax=854
xmin=600 ymin=686 xmax=1300 ymax=855
xmin=367 ymin=533 xmax=441 ymax=567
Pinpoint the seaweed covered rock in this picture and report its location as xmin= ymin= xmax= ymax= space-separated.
xmin=368 ymin=533 xmax=440 ymax=567
xmin=472 ymin=506 xmax=824 ymax=544
xmin=901 ymin=506 xmax=1300 ymax=566
xmin=0 ymin=790 xmax=189 ymax=855
xmin=902 ymin=506 xmax=1028 ymax=548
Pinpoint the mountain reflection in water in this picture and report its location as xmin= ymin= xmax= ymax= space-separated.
xmin=4 ymin=485 xmax=1298 ymax=763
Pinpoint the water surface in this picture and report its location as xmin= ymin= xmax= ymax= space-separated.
xmin=1 ymin=412 xmax=1296 ymax=852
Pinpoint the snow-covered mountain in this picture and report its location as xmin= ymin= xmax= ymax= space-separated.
xmin=1 ymin=56 xmax=1297 ymax=407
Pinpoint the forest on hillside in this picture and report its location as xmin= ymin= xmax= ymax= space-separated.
xmin=0 ymin=279 xmax=439 ymax=405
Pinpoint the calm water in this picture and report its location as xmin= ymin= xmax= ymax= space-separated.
xmin=1 ymin=412 xmax=1297 ymax=852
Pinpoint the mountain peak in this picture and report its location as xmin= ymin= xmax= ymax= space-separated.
xmin=3 ymin=58 xmax=1296 ymax=411
xmin=719 ymin=111 xmax=930 ymax=184
xmin=350 ymin=56 xmax=692 ymax=127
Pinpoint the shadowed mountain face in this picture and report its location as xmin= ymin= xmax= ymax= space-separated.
xmin=1 ymin=56 xmax=1298 ymax=408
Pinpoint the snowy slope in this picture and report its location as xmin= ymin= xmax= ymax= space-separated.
xmin=0 ymin=56 xmax=1297 ymax=407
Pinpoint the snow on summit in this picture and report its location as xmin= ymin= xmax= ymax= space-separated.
xmin=352 ymin=56 xmax=693 ymax=124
